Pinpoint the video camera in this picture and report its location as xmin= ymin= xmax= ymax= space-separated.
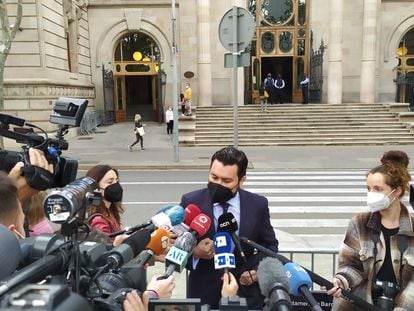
xmin=0 ymin=97 xmax=88 ymax=189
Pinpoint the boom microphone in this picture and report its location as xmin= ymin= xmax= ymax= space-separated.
xmin=285 ymin=262 xmax=322 ymax=311
xmin=137 ymin=227 xmax=170 ymax=265
xmin=240 ymin=237 xmax=380 ymax=311
xmin=105 ymin=229 xmax=151 ymax=269
xmin=109 ymin=205 xmax=184 ymax=237
xmin=258 ymin=257 xmax=291 ymax=311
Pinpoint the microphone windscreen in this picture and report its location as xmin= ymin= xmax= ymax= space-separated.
xmin=184 ymin=204 xmax=201 ymax=225
xmin=123 ymin=229 xmax=151 ymax=257
xmin=146 ymin=228 xmax=170 ymax=256
xmin=157 ymin=204 xmax=175 ymax=214
xmin=213 ymin=232 xmax=233 ymax=253
xmin=0 ymin=224 xmax=21 ymax=280
xmin=151 ymin=212 xmax=172 ymax=228
xmin=284 ymin=262 xmax=312 ymax=296
xmin=164 ymin=205 xmax=185 ymax=226
xmin=217 ymin=212 xmax=238 ymax=233
xmin=174 ymin=232 xmax=198 ymax=253
xmin=189 ymin=213 xmax=211 ymax=237
xmin=258 ymin=257 xmax=290 ymax=298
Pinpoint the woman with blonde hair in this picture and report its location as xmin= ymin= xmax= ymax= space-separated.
xmin=22 ymin=191 xmax=53 ymax=237
xmin=328 ymin=150 xmax=414 ymax=310
xmin=128 ymin=113 xmax=145 ymax=151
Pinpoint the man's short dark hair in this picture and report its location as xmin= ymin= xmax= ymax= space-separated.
xmin=0 ymin=171 xmax=19 ymax=226
xmin=210 ymin=146 xmax=248 ymax=179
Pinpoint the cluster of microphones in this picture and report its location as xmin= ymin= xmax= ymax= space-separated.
xmin=0 ymin=203 xmax=381 ymax=311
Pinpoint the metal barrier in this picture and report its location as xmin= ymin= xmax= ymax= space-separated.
xmin=80 ymin=110 xmax=102 ymax=135
xmin=279 ymin=248 xmax=339 ymax=290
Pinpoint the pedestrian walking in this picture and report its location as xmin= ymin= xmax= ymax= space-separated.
xmin=180 ymin=93 xmax=186 ymax=116
xmin=300 ymin=73 xmax=309 ymax=104
xmin=128 ymin=113 xmax=145 ymax=151
xmin=259 ymin=83 xmax=268 ymax=112
xmin=165 ymin=105 xmax=174 ymax=134
xmin=264 ymin=73 xmax=275 ymax=105
xmin=184 ymin=83 xmax=192 ymax=116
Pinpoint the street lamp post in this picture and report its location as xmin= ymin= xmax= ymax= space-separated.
xmin=172 ymin=0 xmax=179 ymax=162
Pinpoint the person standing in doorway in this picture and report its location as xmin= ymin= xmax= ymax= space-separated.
xmin=274 ymin=74 xmax=285 ymax=104
xmin=128 ymin=113 xmax=145 ymax=151
xmin=184 ymin=83 xmax=192 ymax=116
xmin=264 ymin=73 xmax=275 ymax=105
xmin=165 ymin=105 xmax=174 ymax=135
xmin=300 ymin=73 xmax=309 ymax=104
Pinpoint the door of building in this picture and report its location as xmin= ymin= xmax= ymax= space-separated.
xmin=114 ymin=76 xmax=127 ymax=122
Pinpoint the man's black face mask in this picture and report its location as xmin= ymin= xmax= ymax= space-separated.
xmin=208 ymin=182 xmax=236 ymax=204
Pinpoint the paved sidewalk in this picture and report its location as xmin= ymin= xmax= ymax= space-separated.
xmin=65 ymin=122 xmax=414 ymax=170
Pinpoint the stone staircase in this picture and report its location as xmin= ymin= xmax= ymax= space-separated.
xmin=179 ymin=103 xmax=414 ymax=146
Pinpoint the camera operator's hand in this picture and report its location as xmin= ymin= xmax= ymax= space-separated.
xmin=327 ymin=277 xmax=344 ymax=298
xmin=113 ymin=234 xmax=129 ymax=247
xmin=8 ymin=148 xmax=53 ymax=202
xmin=146 ymin=275 xmax=175 ymax=298
xmin=221 ymin=272 xmax=239 ymax=297
xmin=123 ymin=290 xmax=145 ymax=311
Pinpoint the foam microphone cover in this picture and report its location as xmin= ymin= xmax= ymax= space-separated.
xmin=217 ymin=212 xmax=238 ymax=233
xmin=157 ymin=204 xmax=176 ymax=214
xmin=213 ymin=232 xmax=233 ymax=254
xmin=0 ymin=224 xmax=21 ymax=280
xmin=123 ymin=229 xmax=151 ymax=257
xmin=184 ymin=204 xmax=201 ymax=225
xmin=189 ymin=213 xmax=211 ymax=237
xmin=174 ymin=232 xmax=198 ymax=253
xmin=146 ymin=228 xmax=170 ymax=256
xmin=284 ymin=262 xmax=312 ymax=296
xmin=257 ymin=257 xmax=290 ymax=297
xmin=164 ymin=205 xmax=185 ymax=226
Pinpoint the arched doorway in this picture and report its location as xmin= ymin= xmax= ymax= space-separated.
xmin=248 ymin=0 xmax=309 ymax=104
xmin=113 ymin=32 xmax=164 ymax=122
xmin=396 ymin=27 xmax=414 ymax=105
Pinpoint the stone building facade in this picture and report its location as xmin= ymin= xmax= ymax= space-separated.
xmin=2 ymin=0 xmax=414 ymax=127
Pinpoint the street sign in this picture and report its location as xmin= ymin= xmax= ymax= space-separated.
xmin=218 ymin=7 xmax=255 ymax=53
xmin=224 ymin=51 xmax=251 ymax=68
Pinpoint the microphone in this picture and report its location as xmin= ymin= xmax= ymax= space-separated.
xmin=0 ymin=224 xmax=21 ymax=280
xmin=172 ymin=203 xmax=202 ymax=236
xmin=137 ymin=227 xmax=170 ymax=265
xmin=159 ymin=214 xmax=212 ymax=279
xmin=160 ymin=232 xmax=197 ymax=279
xmin=105 ymin=229 xmax=151 ymax=269
xmin=109 ymin=205 xmax=184 ymax=237
xmin=240 ymin=237 xmax=380 ymax=311
xmin=189 ymin=213 xmax=211 ymax=237
xmin=284 ymin=262 xmax=323 ymax=311
xmin=217 ymin=213 xmax=250 ymax=274
xmin=213 ymin=232 xmax=235 ymax=273
xmin=258 ymin=257 xmax=291 ymax=311
xmin=184 ymin=203 xmax=201 ymax=225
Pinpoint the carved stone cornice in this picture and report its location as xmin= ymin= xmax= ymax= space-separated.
xmin=4 ymin=83 xmax=95 ymax=99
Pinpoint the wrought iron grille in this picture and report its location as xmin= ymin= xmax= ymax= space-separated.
xmin=309 ymin=31 xmax=325 ymax=103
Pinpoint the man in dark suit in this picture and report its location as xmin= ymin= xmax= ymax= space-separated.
xmin=180 ymin=147 xmax=278 ymax=309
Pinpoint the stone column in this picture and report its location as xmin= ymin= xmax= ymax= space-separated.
xmin=360 ymin=0 xmax=379 ymax=103
xmin=327 ymin=0 xmax=343 ymax=104
xmin=197 ymin=0 xmax=212 ymax=106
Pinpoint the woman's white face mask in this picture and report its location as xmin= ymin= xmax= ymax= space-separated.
xmin=366 ymin=189 xmax=396 ymax=212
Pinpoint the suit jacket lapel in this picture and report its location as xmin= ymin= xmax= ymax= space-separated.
xmin=201 ymin=189 xmax=216 ymax=238
xmin=239 ymin=189 xmax=249 ymax=238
